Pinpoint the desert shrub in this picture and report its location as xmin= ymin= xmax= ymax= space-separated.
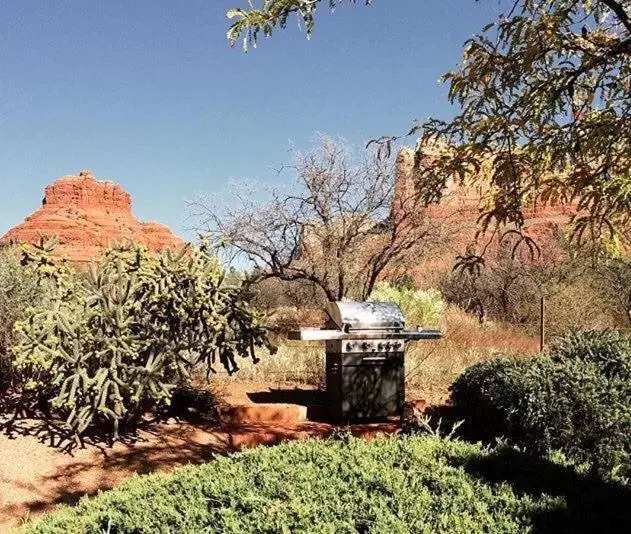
xmin=249 ymin=276 xmax=326 ymax=310
xmin=213 ymin=342 xmax=325 ymax=385
xmin=439 ymin=264 xmax=534 ymax=325
xmin=542 ymin=279 xmax=621 ymax=335
xmin=247 ymin=278 xmax=326 ymax=344
xmin=391 ymin=272 xmax=417 ymax=291
xmin=440 ymin=267 xmax=623 ymax=334
xmin=369 ymin=282 xmax=444 ymax=328
xmin=449 ymin=358 xmax=537 ymax=443
xmin=438 ymin=236 xmax=625 ymax=334
xmin=235 ymin=305 xmax=536 ymax=402
xmin=0 ymin=245 xmax=41 ymax=392
xmin=12 ymin=239 xmax=273 ymax=438
xmin=548 ymin=329 xmax=631 ymax=379
xmin=23 ymin=435 xmax=631 ymax=534
xmin=262 ymin=305 xmax=323 ymax=340
xmin=450 ymin=342 xmax=631 ymax=478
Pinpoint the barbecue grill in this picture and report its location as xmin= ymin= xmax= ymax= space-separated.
xmin=288 ymin=301 xmax=441 ymax=422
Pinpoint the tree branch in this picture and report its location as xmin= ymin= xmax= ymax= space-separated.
xmin=600 ymin=0 xmax=631 ymax=35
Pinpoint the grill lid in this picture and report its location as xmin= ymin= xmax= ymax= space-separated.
xmin=325 ymin=301 xmax=405 ymax=332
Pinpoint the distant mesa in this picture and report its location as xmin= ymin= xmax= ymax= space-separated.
xmin=1 ymin=170 xmax=185 ymax=263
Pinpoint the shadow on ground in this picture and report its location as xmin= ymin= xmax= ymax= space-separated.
xmin=0 ymin=386 xmax=233 ymax=529
xmin=0 ymin=419 xmax=233 ymax=530
xmin=452 ymin=444 xmax=631 ymax=533
xmin=0 ymin=385 xmax=224 ymax=451
xmin=6 ymin=389 xmax=628 ymax=533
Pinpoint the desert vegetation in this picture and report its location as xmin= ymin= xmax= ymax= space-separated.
xmin=439 ymin=235 xmax=631 ymax=336
xmin=223 ymin=282 xmax=538 ymax=404
xmin=22 ymin=435 xmax=631 ymax=533
xmin=4 ymin=145 xmax=631 ymax=532
xmin=2 ymin=238 xmax=272 ymax=443
xmin=5 ymin=203 xmax=631 ymax=531
xmin=191 ymin=136 xmax=455 ymax=302
xmin=0 ymin=244 xmax=41 ymax=394
xmin=451 ymin=330 xmax=631 ymax=480
xmin=3 ymin=0 xmax=631 ymax=531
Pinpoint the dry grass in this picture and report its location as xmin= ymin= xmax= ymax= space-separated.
xmin=404 ymin=307 xmax=538 ymax=404
xmin=215 ymin=306 xmax=538 ymax=406
xmin=211 ymin=343 xmax=325 ymax=387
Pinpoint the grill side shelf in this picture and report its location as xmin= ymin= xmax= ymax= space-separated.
xmin=287 ymin=329 xmax=442 ymax=341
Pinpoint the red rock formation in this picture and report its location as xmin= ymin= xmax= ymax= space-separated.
xmin=1 ymin=170 xmax=185 ymax=263
xmin=392 ymin=144 xmax=575 ymax=228
xmin=389 ymin=145 xmax=577 ymax=284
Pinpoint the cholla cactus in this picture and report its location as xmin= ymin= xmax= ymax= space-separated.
xmin=13 ymin=240 xmax=274 ymax=439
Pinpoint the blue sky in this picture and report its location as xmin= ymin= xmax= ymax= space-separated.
xmin=0 ymin=0 xmax=504 ymax=240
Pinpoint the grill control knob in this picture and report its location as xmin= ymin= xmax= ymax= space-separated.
xmin=361 ymin=341 xmax=371 ymax=351
xmin=384 ymin=342 xmax=392 ymax=351
xmin=377 ymin=342 xmax=384 ymax=351
xmin=394 ymin=341 xmax=402 ymax=350
xmin=346 ymin=342 xmax=354 ymax=352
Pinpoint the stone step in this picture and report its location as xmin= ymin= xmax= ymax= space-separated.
xmin=227 ymin=421 xmax=400 ymax=450
xmin=220 ymin=403 xmax=308 ymax=425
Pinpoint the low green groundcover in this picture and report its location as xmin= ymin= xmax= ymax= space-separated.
xmin=24 ymin=435 xmax=630 ymax=534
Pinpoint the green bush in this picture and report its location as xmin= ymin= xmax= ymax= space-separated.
xmin=369 ymin=282 xmax=444 ymax=328
xmin=449 ymin=358 xmax=536 ymax=444
xmin=23 ymin=435 xmax=631 ymax=534
xmin=0 ymin=245 xmax=41 ymax=392
xmin=548 ymin=329 xmax=631 ymax=379
xmin=450 ymin=335 xmax=631 ymax=478
xmin=12 ymin=239 xmax=273 ymax=438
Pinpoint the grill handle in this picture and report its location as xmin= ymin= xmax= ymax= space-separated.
xmin=362 ymin=356 xmax=388 ymax=362
xmin=343 ymin=324 xmax=403 ymax=333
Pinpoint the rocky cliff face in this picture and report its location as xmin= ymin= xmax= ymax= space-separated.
xmin=392 ymin=144 xmax=574 ymax=226
xmin=390 ymin=145 xmax=576 ymax=284
xmin=1 ymin=171 xmax=184 ymax=263
xmin=393 ymin=143 xmax=575 ymax=230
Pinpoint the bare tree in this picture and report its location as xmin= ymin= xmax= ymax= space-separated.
xmin=191 ymin=136 xmax=449 ymax=302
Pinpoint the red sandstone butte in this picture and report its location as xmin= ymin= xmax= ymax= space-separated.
xmin=1 ymin=170 xmax=185 ymax=263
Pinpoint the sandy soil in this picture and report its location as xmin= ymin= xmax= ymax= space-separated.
xmin=0 ymin=419 xmax=233 ymax=531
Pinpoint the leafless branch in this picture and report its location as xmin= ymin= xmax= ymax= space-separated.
xmin=189 ymin=135 xmax=450 ymax=301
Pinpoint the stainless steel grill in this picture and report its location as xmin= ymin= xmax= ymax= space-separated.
xmin=288 ymin=301 xmax=441 ymax=422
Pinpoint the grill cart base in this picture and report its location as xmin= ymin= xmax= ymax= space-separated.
xmin=326 ymin=351 xmax=404 ymax=422
xmin=288 ymin=301 xmax=441 ymax=423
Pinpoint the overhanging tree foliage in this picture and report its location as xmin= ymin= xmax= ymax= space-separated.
xmin=227 ymin=1 xmax=370 ymax=50
xmin=226 ymin=1 xmax=631 ymax=262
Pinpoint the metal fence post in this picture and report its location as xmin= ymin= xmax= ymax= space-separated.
xmin=540 ymin=296 xmax=546 ymax=352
